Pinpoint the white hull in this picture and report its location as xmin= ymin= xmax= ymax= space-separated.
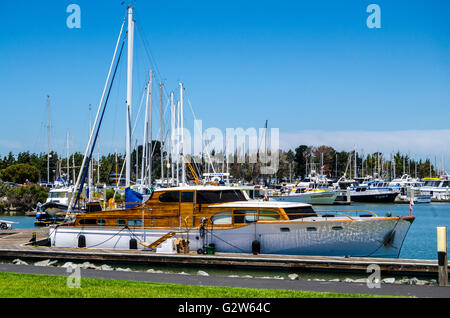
xmin=269 ymin=191 xmax=338 ymax=205
xmin=395 ymin=195 xmax=431 ymax=204
xmin=50 ymin=216 xmax=412 ymax=258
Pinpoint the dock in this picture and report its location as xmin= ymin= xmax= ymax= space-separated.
xmin=0 ymin=228 xmax=447 ymax=276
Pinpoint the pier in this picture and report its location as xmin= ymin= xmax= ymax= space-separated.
xmin=0 ymin=228 xmax=447 ymax=277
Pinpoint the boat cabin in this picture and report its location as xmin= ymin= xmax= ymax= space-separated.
xmin=71 ymin=186 xmax=317 ymax=229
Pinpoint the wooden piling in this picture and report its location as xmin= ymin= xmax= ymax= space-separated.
xmin=437 ymin=226 xmax=448 ymax=286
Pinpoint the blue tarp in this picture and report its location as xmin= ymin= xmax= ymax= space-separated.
xmin=125 ymin=187 xmax=143 ymax=209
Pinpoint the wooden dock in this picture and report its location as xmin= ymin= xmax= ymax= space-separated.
xmin=0 ymin=228 xmax=447 ymax=276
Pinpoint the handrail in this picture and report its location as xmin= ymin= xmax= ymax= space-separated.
xmin=315 ymin=210 xmax=377 ymax=217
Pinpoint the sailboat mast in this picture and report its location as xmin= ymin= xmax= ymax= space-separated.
xmin=47 ymin=95 xmax=50 ymax=184
xmin=176 ymin=100 xmax=180 ymax=186
xmin=170 ymin=91 xmax=175 ymax=185
xmin=88 ymin=104 xmax=92 ymax=201
xmin=148 ymin=71 xmax=153 ymax=186
xmin=66 ymin=130 xmax=70 ymax=184
xmin=180 ymin=83 xmax=185 ymax=185
xmin=125 ymin=6 xmax=134 ymax=188
xmin=160 ymin=82 xmax=164 ymax=186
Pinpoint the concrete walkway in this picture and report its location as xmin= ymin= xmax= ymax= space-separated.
xmin=0 ymin=263 xmax=448 ymax=298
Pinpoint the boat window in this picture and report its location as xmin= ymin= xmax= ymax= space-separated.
xmin=117 ymin=219 xmax=127 ymax=226
xmin=442 ymin=181 xmax=450 ymax=187
xmin=129 ymin=220 xmax=143 ymax=226
xmin=181 ymin=191 xmax=194 ymax=203
xmin=233 ymin=210 xmax=257 ymax=224
xmin=159 ymin=191 xmax=180 ymax=203
xmin=49 ymin=192 xmax=68 ymax=198
xmin=283 ymin=207 xmax=316 ymax=220
xmin=197 ymin=190 xmax=247 ymax=204
xmin=258 ymin=210 xmax=280 ymax=221
xmin=211 ymin=211 xmax=232 ymax=225
xmin=79 ymin=219 xmax=97 ymax=225
xmin=97 ymin=219 xmax=106 ymax=226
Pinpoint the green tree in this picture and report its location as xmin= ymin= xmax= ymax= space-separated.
xmin=1 ymin=164 xmax=40 ymax=184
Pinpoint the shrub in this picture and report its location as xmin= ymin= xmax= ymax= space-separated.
xmin=7 ymin=185 xmax=49 ymax=211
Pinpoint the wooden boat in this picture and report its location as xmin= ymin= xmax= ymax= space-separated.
xmin=50 ymin=186 xmax=415 ymax=258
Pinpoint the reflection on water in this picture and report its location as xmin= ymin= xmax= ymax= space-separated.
xmin=1 ymin=202 xmax=449 ymax=260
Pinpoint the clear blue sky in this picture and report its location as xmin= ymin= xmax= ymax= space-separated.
xmin=0 ymin=1 xmax=449 ymax=163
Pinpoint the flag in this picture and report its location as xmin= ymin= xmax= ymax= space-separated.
xmin=409 ymin=196 xmax=415 ymax=215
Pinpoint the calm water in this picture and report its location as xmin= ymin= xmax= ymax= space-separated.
xmin=1 ymin=202 xmax=448 ymax=260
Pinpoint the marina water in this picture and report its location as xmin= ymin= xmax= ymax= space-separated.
xmin=1 ymin=202 xmax=448 ymax=260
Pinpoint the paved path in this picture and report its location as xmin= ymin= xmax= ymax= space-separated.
xmin=0 ymin=263 xmax=448 ymax=298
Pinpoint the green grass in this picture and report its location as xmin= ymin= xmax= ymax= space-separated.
xmin=0 ymin=272 xmax=391 ymax=298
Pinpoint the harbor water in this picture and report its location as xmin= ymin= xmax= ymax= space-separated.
xmin=1 ymin=202 xmax=448 ymax=260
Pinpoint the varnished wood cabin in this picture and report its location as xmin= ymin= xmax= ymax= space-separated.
xmin=70 ymin=186 xmax=316 ymax=229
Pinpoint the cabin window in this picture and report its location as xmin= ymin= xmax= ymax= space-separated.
xmin=79 ymin=219 xmax=96 ymax=225
xmin=159 ymin=191 xmax=180 ymax=203
xmin=258 ymin=210 xmax=280 ymax=221
xmin=129 ymin=220 xmax=143 ymax=226
xmin=197 ymin=190 xmax=247 ymax=204
xmin=181 ymin=192 xmax=194 ymax=203
xmin=97 ymin=219 xmax=106 ymax=226
xmin=211 ymin=211 xmax=233 ymax=225
xmin=117 ymin=219 xmax=127 ymax=226
xmin=283 ymin=207 xmax=316 ymax=220
xmin=233 ymin=210 xmax=257 ymax=224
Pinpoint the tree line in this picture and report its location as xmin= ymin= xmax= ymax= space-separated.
xmin=0 ymin=144 xmax=440 ymax=186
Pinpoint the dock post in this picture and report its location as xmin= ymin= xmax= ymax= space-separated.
xmin=346 ymin=188 xmax=350 ymax=203
xmin=437 ymin=226 xmax=448 ymax=286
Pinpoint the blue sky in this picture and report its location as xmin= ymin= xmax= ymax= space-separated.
xmin=0 ymin=1 xmax=449 ymax=165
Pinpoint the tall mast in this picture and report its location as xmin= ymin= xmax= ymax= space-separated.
xmin=180 ymin=83 xmax=185 ymax=185
xmin=125 ymin=6 xmax=134 ymax=188
xmin=88 ymin=104 xmax=92 ymax=201
xmin=66 ymin=130 xmax=70 ymax=184
xmin=160 ymin=82 xmax=164 ymax=186
xmin=176 ymin=100 xmax=180 ymax=186
xmin=147 ymin=71 xmax=153 ymax=186
xmin=46 ymin=95 xmax=50 ymax=184
xmin=170 ymin=91 xmax=175 ymax=185
xmin=141 ymin=70 xmax=152 ymax=186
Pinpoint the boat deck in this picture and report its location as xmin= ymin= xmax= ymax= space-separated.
xmin=0 ymin=228 xmax=445 ymax=276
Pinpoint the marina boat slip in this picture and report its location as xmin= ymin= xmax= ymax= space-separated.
xmin=374 ymin=175 xmax=432 ymax=204
xmin=346 ymin=184 xmax=400 ymax=203
xmin=45 ymin=186 xmax=74 ymax=208
xmin=269 ymin=183 xmax=338 ymax=205
xmin=50 ymin=186 xmax=415 ymax=258
xmin=420 ymin=177 xmax=450 ymax=201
